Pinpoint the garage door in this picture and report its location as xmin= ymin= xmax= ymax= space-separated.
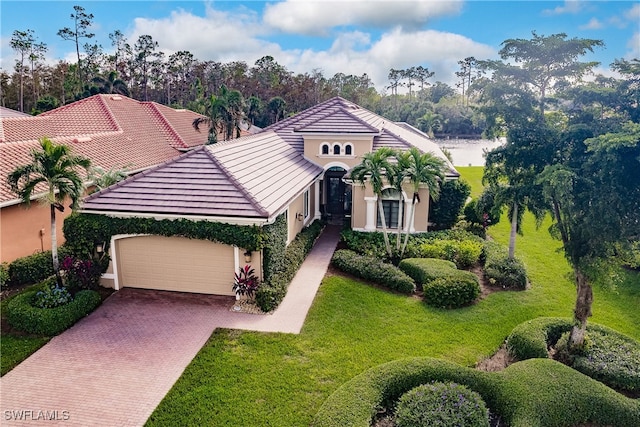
xmin=115 ymin=235 xmax=236 ymax=295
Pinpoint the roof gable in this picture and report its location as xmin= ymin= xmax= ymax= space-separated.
xmin=293 ymin=107 xmax=379 ymax=134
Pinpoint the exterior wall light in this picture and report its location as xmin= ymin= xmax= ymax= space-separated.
xmin=244 ymin=250 xmax=252 ymax=263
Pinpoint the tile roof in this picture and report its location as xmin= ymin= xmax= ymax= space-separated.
xmin=293 ymin=107 xmax=380 ymax=133
xmin=0 ymin=106 xmax=30 ymax=118
xmin=0 ymin=95 xmax=230 ymax=205
xmin=82 ymin=131 xmax=323 ymax=219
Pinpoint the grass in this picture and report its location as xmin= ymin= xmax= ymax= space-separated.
xmin=148 ymin=167 xmax=639 ymax=426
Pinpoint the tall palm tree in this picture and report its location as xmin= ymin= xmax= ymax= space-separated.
xmin=350 ymin=147 xmax=395 ymax=257
xmin=8 ymin=138 xmax=91 ymax=287
xmin=91 ymin=70 xmax=129 ymax=96
xmin=193 ymin=85 xmax=245 ymax=144
xmin=400 ymin=147 xmax=446 ymax=256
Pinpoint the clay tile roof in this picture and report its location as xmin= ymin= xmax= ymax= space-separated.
xmin=82 ymin=131 xmax=323 ymax=219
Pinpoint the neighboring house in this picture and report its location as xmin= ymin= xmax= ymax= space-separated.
xmin=0 ymin=94 xmax=244 ymax=264
xmin=80 ymin=97 xmax=458 ymax=296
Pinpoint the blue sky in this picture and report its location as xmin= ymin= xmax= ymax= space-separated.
xmin=1 ymin=1 xmax=638 ymax=91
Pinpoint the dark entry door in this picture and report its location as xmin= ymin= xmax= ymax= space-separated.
xmin=325 ymin=168 xmax=347 ymax=216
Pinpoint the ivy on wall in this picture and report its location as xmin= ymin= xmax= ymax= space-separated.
xmin=63 ymin=213 xmax=266 ymax=258
xmin=261 ymin=213 xmax=288 ymax=282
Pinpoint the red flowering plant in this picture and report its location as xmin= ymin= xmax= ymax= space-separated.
xmin=232 ymin=265 xmax=260 ymax=299
xmin=60 ymin=255 xmax=102 ymax=293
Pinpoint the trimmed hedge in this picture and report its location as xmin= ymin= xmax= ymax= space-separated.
xmin=423 ymin=274 xmax=480 ymax=309
xmin=483 ymin=241 xmax=527 ymax=289
xmin=255 ymin=220 xmax=324 ymax=312
xmin=331 ymin=250 xmax=415 ymax=294
xmin=6 ymin=283 xmax=102 ymax=336
xmin=506 ymin=317 xmax=573 ymax=360
xmin=418 ymin=239 xmax=484 ymax=269
xmin=312 ymin=357 xmax=640 ymax=427
xmin=398 ymin=258 xmax=457 ymax=289
xmin=7 ymin=247 xmax=73 ymax=287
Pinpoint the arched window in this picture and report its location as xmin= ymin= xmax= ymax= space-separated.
xmin=377 ymin=188 xmax=403 ymax=229
xmin=344 ymin=144 xmax=353 ymax=155
xmin=321 ymin=144 xmax=329 ymax=155
xmin=333 ymin=144 xmax=341 ymax=155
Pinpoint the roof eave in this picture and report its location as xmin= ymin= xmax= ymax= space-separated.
xmin=77 ymin=209 xmax=270 ymax=226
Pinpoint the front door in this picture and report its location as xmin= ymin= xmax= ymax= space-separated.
xmin=325 ymin=167 xmax=348 ymax=216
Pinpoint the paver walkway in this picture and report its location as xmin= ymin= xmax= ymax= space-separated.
xmin=0 ymin=226 xmax=340 ymax=426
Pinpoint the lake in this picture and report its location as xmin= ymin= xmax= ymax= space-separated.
xmin=436 ymin=138 xmax=505 ymax=167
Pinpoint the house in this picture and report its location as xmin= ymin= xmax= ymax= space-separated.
xmin=0 ymin=94 xmax=242 ymax=264
xmin=80 ymin=97 xmax=458 ymax=296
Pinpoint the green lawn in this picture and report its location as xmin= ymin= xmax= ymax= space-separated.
xmin=148 ymin=167 xmax=639 ymax=426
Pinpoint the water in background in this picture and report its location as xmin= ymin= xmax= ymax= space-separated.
xmin=436 ymin=138 xmax=505 ymax=167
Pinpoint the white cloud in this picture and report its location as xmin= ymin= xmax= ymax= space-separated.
xmin=543 ymin=0 xmax=583 ymax=16
xmin=624 ymin=3 xmax=640 ymax=21
xmin=263 ymin=0 xmax=463 ymax=36
xmin=579 ymin=18 xmax=603 ymax=30
xmin=626 ymin=32 xmax=640 ymax=60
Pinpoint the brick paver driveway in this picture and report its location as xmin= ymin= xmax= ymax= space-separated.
xmin=1 ymin=226 xmax=340 ymax=426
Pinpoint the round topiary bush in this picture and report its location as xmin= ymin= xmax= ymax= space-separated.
xmin=395 ymin=381 xmax=489 ymax=427
xmin=422 ymin=273 xmax=480 ymax=309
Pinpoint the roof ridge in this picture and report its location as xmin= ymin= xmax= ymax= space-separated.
xmin=96 ymin=95 xmax=123 ymax=133
xmin=203 ymin=146 xmax=270 ymax=217
xmin=143 ymin=102 xmax=189 ymax=149
xmin=261 ymin=96 xmax=347 ymax=132
xmin=294 ymin=106 xmax=380 ymax=133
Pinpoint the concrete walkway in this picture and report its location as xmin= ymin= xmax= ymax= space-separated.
xmin=0 ymin=226 xmax=340 ymax=426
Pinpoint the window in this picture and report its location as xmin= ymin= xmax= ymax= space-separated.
xmin=321 ymin=144 xmax=329 ymax=155
xmin=376 ymin=188 xmax=403 ymax=229
xmin=303 ymin=190 xmax=310 ymax=219
xmin=344 ymin=144 xmax=353 ymax=155
xmin=333 ymin=144 xmax=341 ymax=155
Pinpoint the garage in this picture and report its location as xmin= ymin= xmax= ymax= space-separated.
xmin=114 ymin=235 xmax=236 ymax=295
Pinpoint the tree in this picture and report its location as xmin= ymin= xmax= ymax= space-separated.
xmin=89 ymin=165 xmax=128 ymax=192
xmin=537 ymin=122 xmax=640 ymax=348
xmin=57 ymin=5 xmax=95 ymax=92
xmin=133 ymin=35 xmax=160 ymax=101
xmin=193 ymin=84 xmax=245 ymax=144
xmin=268 ymin=96 xmax=286 ymax=123
xmin=396 ymin=147 xmax=446 ymax=256
xmin=8 ymin=138 xmax=91 ymax=287
xmin=349 ymin=148 xmax=396 ymax=258
xmin=91 ymin=71 xmax=129 ymax=96
xmin=10 ymin=29 xmax=35 ymax=112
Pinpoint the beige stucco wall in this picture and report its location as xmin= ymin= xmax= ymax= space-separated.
xmin=303 ymin=136 xmax=373 ymax=169
xmin=287 ymin=185 xmax=315 ymax=243
xmin=0 ymin=200 xmax=73 ymax=264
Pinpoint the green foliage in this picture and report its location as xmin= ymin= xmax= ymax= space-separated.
xmin=7 ymin=246 xmax=73 ymax=286
xmin=255 ymin=219 xmax=324 ymax=312
xmin=423 ymin=274 xmax=480 ymax=309
xmin=398 ymin=258 xmax=457 ymax=290
xmin=64 ymin=213 xmax=264 ymax=258
xmin=1 ymin=335 xmax=49 ymax=376
xmin=6 ymin=285 xmax=102 ymax=336
xmin=417 ymin=239 xmax=483 ymax=269
xmin=506 ymin=317 xmax=573 ymax=360
xmin=60 ymin=255 xmax=104 ymax=292
xmin=395 ymin=382 xmax=489 ymax=427
xmin=261 ymin=214 xmax=289 ymax=281
xmin=428 ymin=179 xmax=471 ymax=230
xmin=331 ymin=250 xmax=415 ymax=294
xmin=0 ymin=263 xmax=9 ymax=290
xmin=556 ymin=328 xmax=640 ymax=393
xmin=32 ymin=283 xmax=73 ymax=308
xmin=483 ymin=241 xmax=527 ymax=289
xmin=313 ymin=357 xmax=640 ymax=427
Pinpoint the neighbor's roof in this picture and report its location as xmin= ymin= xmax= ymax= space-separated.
xmin=81 ymin=131 xmax=323 ymax=220
xmin=0 ymin=94 xmax=242 ymax=205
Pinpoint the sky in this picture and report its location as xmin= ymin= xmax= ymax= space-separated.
xmin=1 ymin=0 xmax=638 ymax=91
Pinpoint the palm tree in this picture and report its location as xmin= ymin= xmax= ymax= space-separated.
xmin=193 ymin=85 xmax=245 ymax=144
xmin=91 ymin=70 xmax=129 ymax=96
xmin=8 ymin=138 xmax=91 ymax=287
xmin=399 ymin=147 xmax=446 ymax=256
xmin=349 ymin=147 xmax=395 ymax=258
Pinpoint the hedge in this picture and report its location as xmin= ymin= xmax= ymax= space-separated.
xmin=331 ymin=250 xmax=415 ymax=294
xmin=422 ymin=274 xmax=480 ymax=309
xmin=6 ymin=283 xmax=102 ymax=336
xmin=483 ymin=241 xmax=527 ymax=289
xmin=398 ymin=258 xmax=459 ymax=288
xmin=255 ymin=219 xmax=324 ymax=312
xmin=7 ymin=246 xmax=73 ymax=287
xmin=312 ymin=357 xmax=640 ymax=427
xmin=506 ymin=317 xmax=573 ymax=360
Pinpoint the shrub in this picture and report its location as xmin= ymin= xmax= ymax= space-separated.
xmin=7 ymin=285 xmax=102 ymax=335
xmin=0 ymin=262 xmax=9 ymax=290
xmin=556 ymin=328 xmax=640 ymax=393
xmin=331 ymin=250 xmax=415 ymax=294
xmin=233 ymin=265 xmax=260 ymax=298
xmin=422 ymin=274 xmax=480 ymax=309
xmin=395 ymin=382 xmax=489 ymax=427
xmin=506 ymin=317 xmax=573 ymax=360
xmin=417 ymin=239 xmax=483 ymax=269
xmin=483 ymin=241 xmax=527 ymax=289
xmin=428 ymin=179 xmax=471 ymax=230
xmin=256 ymin=220 xmax=323 ymax=312
xmin=398 ymin=258 xmax=457 ymax=290
xmin=60 ymin=255 xmax=104 ymax=292
xmin=7 ymin=247 xmax=73 ymax=287
xmin=33 ymin=283 xmax=73 ymax=308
